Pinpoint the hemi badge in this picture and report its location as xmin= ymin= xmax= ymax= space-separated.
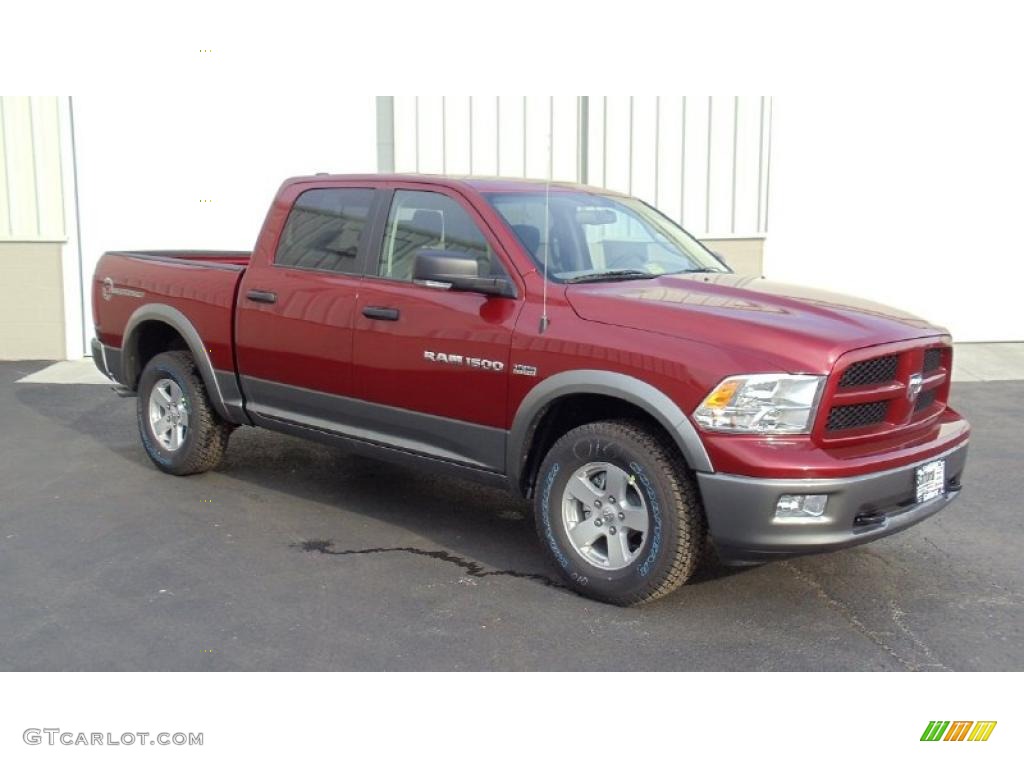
xmin=512 ymin=364 xmax=538 ymax=377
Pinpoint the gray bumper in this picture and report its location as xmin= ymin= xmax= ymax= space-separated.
xmin=698 ymin=441 xmax=969 ymax=565
xmin=90 ymin=338 xmax=122 ymax=384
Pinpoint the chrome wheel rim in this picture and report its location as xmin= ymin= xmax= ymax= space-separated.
xmin=148 ymin=377 xmax=189 ymax=451
xmin=561 ymin=461 xmax=650 ymax=571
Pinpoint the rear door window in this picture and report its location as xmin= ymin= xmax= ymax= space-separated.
xmin=275 ymin=188 xmax=374 ymax=275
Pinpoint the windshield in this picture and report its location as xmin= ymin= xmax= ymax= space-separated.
xmin=487 ymin=191 xmax=729 ymax=281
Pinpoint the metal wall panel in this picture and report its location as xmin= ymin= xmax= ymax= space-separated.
xmin=0 ymin=96 xmax=66 ymax=242
xmin=384 ymin=96 xmax=772 ymax=238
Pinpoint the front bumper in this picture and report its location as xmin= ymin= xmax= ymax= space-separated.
xmin=698 ymin=440 xmax=969 ymax=565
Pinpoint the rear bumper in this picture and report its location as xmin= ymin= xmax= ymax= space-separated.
xmin=697 ymin=440 xmax=969 ymax=565
xmin=91 ymin=338 xmax=122 ymax=384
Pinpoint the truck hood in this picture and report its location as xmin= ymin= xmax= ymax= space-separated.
xmin=565 ymin=273 xmax=946 ymax=373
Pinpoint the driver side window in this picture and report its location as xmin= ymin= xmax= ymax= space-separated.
xmin=378 ymin=190 xmax=501 ymax=282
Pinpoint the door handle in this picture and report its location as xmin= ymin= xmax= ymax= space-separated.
xmin=362 ymin=306 xmax=400 ymax=321
xmin=246 ymin=289 xmax=277 ymax=304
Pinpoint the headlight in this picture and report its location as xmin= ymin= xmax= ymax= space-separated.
xmin=693 ymin=374 xmax=824 ymax=434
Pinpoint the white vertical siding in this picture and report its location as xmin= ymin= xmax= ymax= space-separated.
xmin=654 ymin=97 xmax=684 ymax=215
xmin=443 ymin=97 xmax=472 ymax=175
xmin=0 ymin=96 xmax=66 ymax=242
xmin=496 ymin=97 xmax=525 ymax=177
xmin=469 ymin=97 xmax=498 ymax=175
xmin=389 ymin=96 xmax=772 ymax=238
xmin=600 ymin=95 xmax=632 ymax=193
xmin=681 ymin=96 xmax=710 ymax=232
xmin=630 ymin=96 xmax=658 ymax=205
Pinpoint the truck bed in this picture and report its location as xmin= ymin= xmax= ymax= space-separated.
xmin=92 ymin=249 xmax=252 ymax=381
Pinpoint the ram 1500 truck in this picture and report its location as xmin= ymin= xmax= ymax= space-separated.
xmin=91 ymin=175 xmax=970 ymax=605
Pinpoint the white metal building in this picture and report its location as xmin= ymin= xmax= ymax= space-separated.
xmin=0 ymin=95 xmax=1019 ymax=361
xmin=378 ymin=97 xmax=771 ymax=276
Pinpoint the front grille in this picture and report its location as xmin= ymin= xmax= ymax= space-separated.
xmin=914 ymin=389 xmax=937 ymax=412
xmin=839 ymin=355 xmax=898 ymax=387
xmin=923 ymin=348 xmax=943 ymax=373
xmin=826 ymin=401 xmax=888 ymax=431
xmin=822 ymin=343 xmax=952 ymax=441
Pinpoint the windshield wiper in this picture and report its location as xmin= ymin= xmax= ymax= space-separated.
xmin=563 ymin=269 xmax=660 ymax=284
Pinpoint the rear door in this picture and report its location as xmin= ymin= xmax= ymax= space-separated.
xmin=351 ymin=185 xmax=521 ymax=472
xmin=234 ymin=183 xmax=379 ymax=422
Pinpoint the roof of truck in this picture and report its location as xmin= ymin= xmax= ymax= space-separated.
xmin=282 ymin=173 xmax=624 ymax=196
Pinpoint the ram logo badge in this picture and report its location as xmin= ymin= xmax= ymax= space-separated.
xmin=907 ymin=373 xmax=924 ymax=402
xmin=423 ymin=351 xmax=505 ymax=372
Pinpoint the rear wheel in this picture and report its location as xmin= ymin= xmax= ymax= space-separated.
xmin=136 ymin=351 xmax=231 ymax=475
xmin=533 ymin=420 xmax=706 ymax=605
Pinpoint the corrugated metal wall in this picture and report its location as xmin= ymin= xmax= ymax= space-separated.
xmin=0 ymin=96 xmax=67 ymax=242
xmin=384 ymin=96 xmax=772 ymax=238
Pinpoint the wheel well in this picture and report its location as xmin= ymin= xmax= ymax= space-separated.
xmin=519 ymin=393 xmax=685 ymax=498
xmin=124 ymin=320 xmax=189 ymax=388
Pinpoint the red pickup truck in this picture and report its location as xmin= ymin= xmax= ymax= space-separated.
xmin=91 ymin=174 xmax=970 ymax=605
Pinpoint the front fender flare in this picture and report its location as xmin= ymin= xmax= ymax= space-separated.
xmin=507 ymin=369 xmax=714 ymax=493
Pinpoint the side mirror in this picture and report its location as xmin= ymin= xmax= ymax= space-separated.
xmin=413 ymin=249 xmax=515 ymax=298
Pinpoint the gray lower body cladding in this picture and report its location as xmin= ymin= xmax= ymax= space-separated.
xmin=698 ymin=441 xmax=969 ymax=565
xmin=240 ymin=376 xmax=507 ymax=473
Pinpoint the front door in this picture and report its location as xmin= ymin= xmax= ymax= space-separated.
xmin=352 ymin=186 xmax=521 ymax=472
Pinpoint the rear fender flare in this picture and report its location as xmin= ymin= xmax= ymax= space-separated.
xmin=122 ymin=303 xmax=233 ymax=422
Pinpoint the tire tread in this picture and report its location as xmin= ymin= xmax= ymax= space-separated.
xmin=138 ymin=350 xmax=231 ymax=475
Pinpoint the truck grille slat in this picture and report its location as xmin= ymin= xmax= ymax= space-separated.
xmin=838 ymin=355 xmax=898 ymax=388
xmin=914 ymin=389 xmax=937 ymax=412
xmin=923 ymin=348 xmax=943 ymax=373
xmin=826 ymin=401 xmax=889 ymax=431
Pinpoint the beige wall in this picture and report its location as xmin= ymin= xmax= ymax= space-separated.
xmin=1 ymin=96 xmax=71 ymax=359
xmin=0 ymin=242 xmax=66 ymax=360
xmin=702 ymin=237 xmax=764 ymax=276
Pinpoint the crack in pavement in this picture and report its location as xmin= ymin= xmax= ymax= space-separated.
xmin=921 ymin=535 xmax=1014 ymax=595
xmin=778 ymin=561 xmax=943 ymax=671
xmin=292 ymin=539 xmax=572 ymax=593
xmin=888 ymin=599 xmax=950 ymax=672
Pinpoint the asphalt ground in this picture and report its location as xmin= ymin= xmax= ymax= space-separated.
xmin=1 ymin=360 xmax=1021 ymax=670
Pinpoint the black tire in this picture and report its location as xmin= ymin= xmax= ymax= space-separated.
xmin=533 ymin=419 xmax=706 ymax=605
xmin=136 ymin=350 xmax=232 ymax=476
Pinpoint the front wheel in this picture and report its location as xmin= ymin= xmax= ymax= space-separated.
xmin=533 ymin=420 xmax=706 ymax=605
xmin=136 ymin=350 xmax=232 ymax=475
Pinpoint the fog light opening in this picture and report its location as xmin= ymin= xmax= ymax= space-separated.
xmin=775 ymin=494 xmax=829 ymax=522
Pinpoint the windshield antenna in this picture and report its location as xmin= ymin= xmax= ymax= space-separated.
xmin=539 ymin=98 xmax=553 ymax=334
